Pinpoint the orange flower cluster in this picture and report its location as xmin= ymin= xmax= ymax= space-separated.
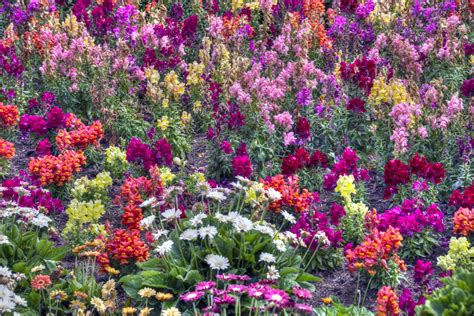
xmin=0 ymin=139 xmax=15 ymax=160
xmin=99 ymin=167 xmax=162 ymax=268
xmin=261 ymin=175 xmax=314 ymax=213
xmin=454 ymin=207 xmax=474 ymax=236
xmin=28 ymin=150 xmax=86 ymax=186
xmin=0 ymin=103 xmax=19 ymax=127
xmin=345 ymin=226 xmax=406 ymax=275
xmin=99 ymin=229 xmax=149 ymax=266
xmin=56 ymin=120 xmax=103 ymax=151
xmin=376 ymin=286 xmax=400 ymax=316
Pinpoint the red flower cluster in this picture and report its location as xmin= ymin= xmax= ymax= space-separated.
xmin=56 ymin=120 xmax=103 ymax=151
xmin=453 ymin=207 xmax=473 ymax=237
xmin=295 ymin=117 xmax=311 ymax=140
xmin=340 ymin=57 xmax=377 ymax=94
xmin=449 ymin=183 xmax=474 ymax=209
xmin=281 ymin=147 xmax=328 ymax=175
xmin=323 ymin=147 xmax=369 ymax=190
xmin=383 ymin=159 xmax=411 ymax=198
xmin=345 ymin=226 xmax=406 ymax=275
xmin=126 ymin=137 xmax=173 ymax=170
xmin=99 ymin=229 xmax=149 ymax=266
xmin=232 ymin=154 xmax=253 ymax=178
xmin=347 ymin=97 xmax=366 ymax=113
xmin=409 ymin=154 xmax=446 ymax=184
xmin=376 ymin=286 xmax=400 ymax=316
xmin=0 ymin=139 xmax=15 ymax=160
xmin=0 ymin=103 xmax=19 ymax=127
xmin=28 ymin=150 xmax=86 ymax=186
xmin=261 ymin=175 xmax=316 ymax=213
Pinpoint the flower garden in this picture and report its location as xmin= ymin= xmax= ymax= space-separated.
xmin=0 ymin=0 xmax=473 ymax=315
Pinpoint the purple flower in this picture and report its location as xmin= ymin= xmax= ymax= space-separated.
xmin=296 ymin=87 xmax=312 ymax=106
xmin=399 ymin=288 xmax=416 ymax=316
xmin=180 ymin=291 xmax=204 ymax=302
xmin=195 ymin=281 xmax=216 ymax=291
xmin=414 ymin=260 xmax=434 ymax=285
xmin=220 ymin=140 xmax=233 ymax=154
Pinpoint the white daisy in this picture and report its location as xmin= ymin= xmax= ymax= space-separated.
xmin=140 ymin=215 xmax=156 ymax=228
xmin=206 ymin=190 xmax=227 ymax=201
xmin=0 ymin=234 xmax=10 ymax=245
xmin=281 ymin=210 xmax=296 ymax=224
xmin=189 ymin=213 xmax=207 ymax=226
xmin=315 ymin=231 xmax=330 ymax=246
xmin=13 ymin=295 xmax=26 ymax=306
xmin=259 ymin=252 xmax=276 ymax=263
xmin=205 ymin=254 xmax=230 ymax=270
xmin=30 ymin=214 xmax=52 ymax=228
xmin=231 ymin=215 xmax=253 ymax=232
xmin=0 ymin=266 xmax=12 ymax=278
xmin=266 ymin=188 xmax=282 ymax=201
xmin=198 ymin=225 xmax=218 ymax=239
xmin=161 ymin=208 xmax=182 ymax=221
xmin=152 ymin=229 xmax=169 ymax=240
xmin=139 ymin=197 xmax=156 ymax=208
xmin=214 ymin=212 xmax=230 ymax=223
xmin=273 ymin=239 xmax=286 ymax=252
xmin=283 ymin=231 xmax=298 ymax=243
xmin=266 ymin=265 xmax=280 ymax=280
xmin=180 ymin=229 xmax=199 ymax=241
xmin=254 ymin=224 xmax=275 ymax=237
xmin=155 ymin=240 xmax=174 ymax=256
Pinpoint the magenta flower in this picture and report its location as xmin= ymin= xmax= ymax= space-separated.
xmin=414 ymin=260 xmax=434 ymax=285
xmin=195 ymin=281 xmax=216 ymax=291
xmin=292 ymin=287 xmax=312 ymax=300
xmin=294 ymin=303 xmax=313 ymax=313
xmin=264 ymin=288 xmax=290 ymax=307
xmin=228 ymin=284 xmax=247 ymax=294
xmin=180 ymin=291 xmax=204 ymax=302
xmin=232 ymin=155 xmax=252 ymax=178
xmin=214 ymin=293 xmax=236 ymax=305
xmin=216 ymin=274 xmax=241 ymax=281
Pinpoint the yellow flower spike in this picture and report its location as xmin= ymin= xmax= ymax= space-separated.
xmin=335 ymin=175 xmax=356 ymax=203
xmin=157 ymin=116 xmax=170 ymax=131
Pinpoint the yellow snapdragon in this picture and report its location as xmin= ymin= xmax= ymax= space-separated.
xmin=160 ymin=167 xmax=176 ymax=187
xmin=164 ymin=71 xmax=185 ymax=100
xmin=335 ymin=175 xmax=356 ymax=202
xmin=369 ymin=77 xmax=411 ymax=107
xmin=187 ymin=62 xmax=204 ymax=86
xmin=157 ymin=116 xmax=170 ymax=131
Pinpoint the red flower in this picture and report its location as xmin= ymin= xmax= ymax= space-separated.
xmin=384 ymin=160 xmax=411 ymax=198
xmin=295 ymin=117 xmax=311 ymax=140
xmin=31 ymin=275 xmax=52 ymax=290
xmin=347 ymin=98 xmax=366 ymax=113
xmin=232 ymin=155 xmax=252 ymax=177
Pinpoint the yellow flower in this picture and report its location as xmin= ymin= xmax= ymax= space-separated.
xmin=122 ymin=307 xmax=137 ymax=315
xmin=162 ymin=307 xmax=181 ymax=316
xmin=138 ymin=287 xmax=156 ymax=298
xmin=139 ymin=307 xmax=154 ymax=316
xmin=160 ymin=167 xmax=175 ymax=186
xmin=90 ymin=297 xmax=107 ymax=313
xmin=335 ymin=175 xmax=356 ymax=202
xmin=50 ymin=290 xmax=68 ymax=301
xmin=346 ymin=202 xmax=369 ymax=217
xmin=105 ymin=266 xmax=120 ymax=275
xmin=155 ymin=292 xmax=173 ymax=301
xmin=193 ymin=101 xmax=202 ymax=112
xmin=157 ymin=116 xmax=170 ymax=131
xmin=181 ymin=111 xmax=191 ymax=125
xmin=162 ymin=98 xmax=169 ymax=108
xmin=321 ymin=297 xmax=333 ymax=304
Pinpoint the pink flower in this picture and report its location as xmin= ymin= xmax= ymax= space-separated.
xmin=232 ymin=155 xmax=252 ymax=178
xmin=417 ymin=126 xmax=428 ymax=139
xmin=264 ymin=288 xmax=290 ymax=307
xmin=295 ymin=303 xmax=313 ymax=313
xmin=274 ymin=111 xmax=293 ymax=131
xmin=292 ymin=286 xmax=312 ymax=300
xmin=283 ymin=132 xmax=296 ymax=147
xmin=195 ymin=281 xmax=216 ymax=291
xmin=228 ymin=284 xmax=247 ymax=294
xmin=214 ymin=293 xmax=236 ymax=305
xmin=180 ymin=291 xmax=204 ymax=302
xmin=31 ymin=274 xmax=52 ymax=290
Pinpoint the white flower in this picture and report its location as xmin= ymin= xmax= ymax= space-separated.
xmin=155 ymin=240 xmax=174 ymax=256
xmin=214 ymin=212 xmax=230 ymax=223
xmin=180 ymin=229 xmax=199 ymax=241
xmin=281 ymin=210 xmax=296 ymax=224
xmin=31 ymin=264 xmax=45 ymax=273
xmin=283 ymin=231 xmax=298 ymax=243
xmin=190 ymin=213 xmax=207 ymax=226
xmin=0 ymin=234 xmax=10 ymax=245
xmin=230 ymin=181 xmax=245 ymax=190
xmin=15 ymin=207 xmax=37 ymax=219
xmin=199 ymin=225 xmax=218 ymax=239
xmin=13 ymin=295 xmax=26 ymax=306
xmin=152 ymin=229 xmax=169 ymax=240
xmin=266 ymin=188 xmax=282 ymax=201
xmin=13 ymin=187 xmax=30 ymax=196
xmin=139 ymin=197 xmax=156 ymax=208
xmin=229 ymin=213 xmax=253 ymax=232
xmin=205 ymin=254 xmax=230 ymax=270
xmin=266 ymin=265 xmax=280 ymax=280
xmin=161 ymin=208 xmax=182 ymax=221
xmin=273 ymin=240 xmax=286 ymax=252
xmin=0 ymin=285 xmax=16 ymax=312
xmin=30 ymin=214 xmax=52 ymax=228
xmin=254 ymin=224 xmax=275 ymax=237
xmin=206 ymin=190 xmax=227 ymax=201
xmin=140 ymin=215 xmax=156 ymax=228
xmin=315 ymin=231 xmax=330 ymax=246
xmin=259 ymin=252 xmax=276 ymax=263
xmin=0 ymin=266 xmax=12 ymax=278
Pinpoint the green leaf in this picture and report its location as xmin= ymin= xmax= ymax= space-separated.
xmin=296 ymin=273 xmax=321 ymax=283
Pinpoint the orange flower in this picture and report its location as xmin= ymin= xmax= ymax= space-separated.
xmin=31 ymin=274 xmax=52 ymax=290
xmin=321 ymin=297 xmax=333 ymax=304
xmin=376 ymin=286 xmax=399 ymax=316
xmin=0 ymin=103 xmax=19 ymax=127
xmin=454 ymin=207 xmax=474 ymax=236
xmin=0 ymin=139 xmax=15 ymax=160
